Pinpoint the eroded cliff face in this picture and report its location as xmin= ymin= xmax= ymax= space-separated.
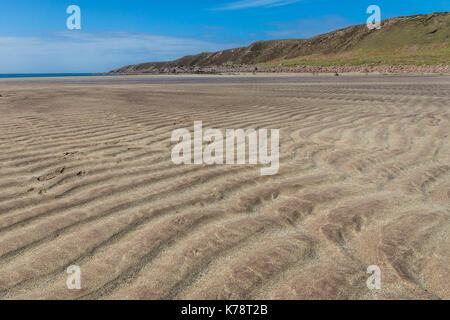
xmin=111 ymin=12 xmax=450 ymax=74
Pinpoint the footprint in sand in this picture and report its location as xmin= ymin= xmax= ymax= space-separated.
xmin=36 ymin=167 xmax=66 ymax=181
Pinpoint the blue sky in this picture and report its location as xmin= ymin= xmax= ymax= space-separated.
xmin=0 ymin=0 xmax=448 ymax=73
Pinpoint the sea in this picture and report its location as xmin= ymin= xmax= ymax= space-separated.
xmin=0 ymin=73 xmax=97 ymax=78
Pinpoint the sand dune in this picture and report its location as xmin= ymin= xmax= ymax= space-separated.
xmin=0 ymin=75 xmax=448 ymax=300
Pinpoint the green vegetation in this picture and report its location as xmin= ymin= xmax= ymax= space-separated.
xmin=264 ymin=13 xmax=450 ymax=68
xmin=266 ymin=43 xmax=450 ymax=67
xmin=112 ymin=12 xmax=450 ymax=73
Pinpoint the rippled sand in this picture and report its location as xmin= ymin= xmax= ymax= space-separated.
xmin=0 ymin=75 xmax=448 ymax=300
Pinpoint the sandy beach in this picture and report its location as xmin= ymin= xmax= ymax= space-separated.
xmin=0 ymin=75 xmax=448 ymax=299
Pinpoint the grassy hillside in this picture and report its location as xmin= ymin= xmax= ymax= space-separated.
xmin=268 ymin=43 xmax=450 ymax=67
xmin=112 ymin=12 xmax=450 ymax=73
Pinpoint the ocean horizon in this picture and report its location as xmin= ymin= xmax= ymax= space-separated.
xmin=0 ymin=73 xmax=99 ymax=79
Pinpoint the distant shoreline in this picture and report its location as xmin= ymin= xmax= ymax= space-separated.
xmin=109 ymin=64 xmax=450 ymax=76
xmin=2 ymin=65 xmax=448 ymax=82
xmin=0 ymin=73 xmax=104 ymax=79
xmin=0 ymin=72 xmax=448 ymax=85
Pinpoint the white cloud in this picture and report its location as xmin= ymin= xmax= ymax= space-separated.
xmin=213 ymin=0 xmax=302 ymax=11
xmin=0 ymin=31 xmax=242 ymax=73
